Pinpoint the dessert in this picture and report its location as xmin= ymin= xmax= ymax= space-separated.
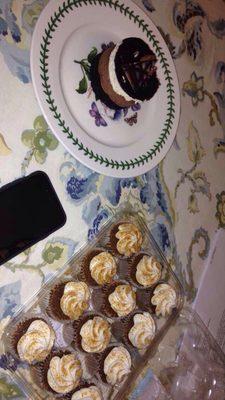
xmin=47 ymin=353 xmax=82 ymax=394
xmin=128 ymin=312 xmax=155 ymax=349
xmin=108 ymin=284 xmax=136 ymax=317
xmin=71 ymin=386 xmax=102 ymax=400
xmin=103 ymin=346 xmax=131 ymax=385
xmin=16 ymin=319 xmax=55 ymax=364
xmin=80 ymin=316 xmax=111 ymax=353
xmin=151 ymin=283 xmax=177 ymax=317
xmin=114 ymin=223 xmax=142 ymax=257
xmin=90 ymin=37 xmax=160 ymax=109
xmin=135 ymin=255 xmax=162 ymax=287
xmin=60 ymin=282 xmax=90 ymax=320
xmin=89 ymin=251 xmax=117 ymax=285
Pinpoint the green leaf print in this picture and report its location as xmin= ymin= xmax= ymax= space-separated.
xmin=76 ymin=74 xmax=88 ymax=94
xmin=87 ymin=46 xmax=97 ymax=64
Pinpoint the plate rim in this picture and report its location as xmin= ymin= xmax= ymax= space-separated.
xmin=31 ymin=0 xmax=180 ymax=177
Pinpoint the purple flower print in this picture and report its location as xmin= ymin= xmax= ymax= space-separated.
xmin=131 ymin=102 xmax=141 ymax=111
xmin=89 ymin=102 xmax=107 ymax=127
xmin=101 ymin=41 xmax=114 ymax=51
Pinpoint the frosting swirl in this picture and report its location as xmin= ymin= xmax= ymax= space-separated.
xmin=128 ymin=312 xmax=156 ymax=349
xmin=89 ymin=252 xmax=117 ymax=285
xmin=80 ymin=316 xmax=111 ymax=353
xmin=115 ymin=223 xmax=142 ymax=256
xmin=108 ymin=284 xmax=136 ymax=317
xmin=104 ymin=346 xmax=131 ymax=385
xmin=17 ymin=320 xmax=55 ymax=364
xmin=71 ymin=386 xmax=102 ymax=400
xmin=151 ymin=283 xmax=177 ymax=317
xmin=47 ymin=354 xmax=82 ymax=394
xmin=60 ymin=282 xmax=90 ymax=320
xmin=136 ymin=255 xmax=162 ymax=287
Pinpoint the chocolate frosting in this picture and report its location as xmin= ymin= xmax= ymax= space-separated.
xmin=115 ymin=37 xmax=160 ymax=101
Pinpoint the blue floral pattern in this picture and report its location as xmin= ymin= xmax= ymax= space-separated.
xmin=0 ymin=0 xmax=225 ymax=398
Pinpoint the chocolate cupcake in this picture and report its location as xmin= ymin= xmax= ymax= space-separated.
xmin=11 ymin=318 xmax=55 ymax=365
xmin=47 ymin=281 xmax=91 ymax=321
xmin=34 ymin=349 xmax=82 ymax=396
xmin=79 ymin=249 xmax=117 ymax=287
xmin=89 ymin=251 xmax=117 ymax=285
xmin=126 ymin=312 xmax=156 ymax=349
xmin=101 ymin=345 xmax=132 ymax=385
xmin=73 ymin=315 xmax=111 ymax=354
xmin=101 ymin=282 xmax=136 ymax=318
xmin=151 ymin=283 xmax=177 ymax=317
xmin=128 ymin=254 xmax=162 ymax=288
xmin=71 ymin=385 xmax=102 ymax=400
xmin=110 ymin=222 xmax=143 ymax=257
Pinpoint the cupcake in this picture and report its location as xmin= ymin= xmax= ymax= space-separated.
xmin=16 ymin=319 xmax=55 ymax=364
xmin=112 ymin=223 xmax=143 ymax=257
xmin=90 ymin=37 xmax=160 ymax=110
xmin=42 ymin=352 xmax=82 ymax=395
xmin=108 ymin=284 xmax=136 ymax=317
xmin=71 ymin=386 xmax=102 ymax=400
xmin=103 ymin=346 xmax=131 ymax=385
xmin=135 ymin=255 xmax=162 ymax=287
xmin=151 ymin=283 xmax=177 ymax=317
xmin=128 ymin=312 xmax=156 ymax=349
xmin=48 ymin=281 xmax=90 ymax=321
xmin=89 ymin=251 xmax=117 ymax=285
xmin=80 ymin=316 xmax=111 ymax=353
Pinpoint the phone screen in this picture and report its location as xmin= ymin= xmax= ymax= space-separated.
xmin=0 ymin=171 xmax=66 ymax=265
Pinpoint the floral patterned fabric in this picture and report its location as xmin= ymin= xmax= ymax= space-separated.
xmin=0 ymin=0 xmax=225 ymax=398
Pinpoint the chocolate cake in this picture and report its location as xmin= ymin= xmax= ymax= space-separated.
xmin=90 ymin=37 xmax=160 ymax=110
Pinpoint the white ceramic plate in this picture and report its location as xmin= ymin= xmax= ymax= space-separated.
xmin=31 ymin=0 xmax=180 ymax=177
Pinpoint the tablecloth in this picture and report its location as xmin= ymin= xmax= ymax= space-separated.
xmin=0 ymin=0 xmax=225 ymax=398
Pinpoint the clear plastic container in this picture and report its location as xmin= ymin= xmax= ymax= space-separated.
xmin=126 ymin=307 xmax=225 ymax=400
xmin=2 ymin=207 xmax=184 ymax=399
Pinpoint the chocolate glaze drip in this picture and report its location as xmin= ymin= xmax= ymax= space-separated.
xmin=90 ymin=53 xmax=122 ymax=110
xmin=115 ymin=37 xmax=160 ymax=101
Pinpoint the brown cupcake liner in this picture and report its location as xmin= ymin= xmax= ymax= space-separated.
xmin=136 ymin=287 xmax=154 ymax=312
xmin=119 ymin=310 xmax=157 ymax=350
xmin=100 ymin=281 xmax=130 ymax=318
xmin=44 ymin=279 xmax=91 ymax=322
xmin=32 ymin=348 xmax=83 ymax=398
xmin=77 ymin=248 xmax=107 ymax=288
xmin=98 ymin=342 xmax=132 ymax=385
xmin=71 ymin=312 xmax=108 ymax=354
xmin=7 ymin=314 xmax=55 ymax=365
xmin=127 ymin=253 xmax=162 ymax=289
xmin=45 ymin=282 xmax=70 ymax=322
xmin=111 ymin=317 xmax=130 ymax=343
xmin=98 ymin=343 xmax=122 ymax=384
xmin=109 ymin=221 xmax=143 ymax=258
xmin=109 ymin=223 xmax=121 ymax=256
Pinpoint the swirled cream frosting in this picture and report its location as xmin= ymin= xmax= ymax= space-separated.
xmin=89 ymin=252 xmax=117 ymax=285
xmin=60 ymin=282 xmax=90 ymax=320
xmin=108 ymin=284 xmax=136 ymax=317
xmin=80 ymin=316 xmax=111 ymax=353
xmin=128 ymin=312 xmax=155 ymax=349
xmin=104 ymin=346 xmax=131 ymax=385
xmin=17 ymin=320 xmax=55 ymax=364
xmin=115 ymin=223 xmax=142 ymax=256
xmin=136 ymin=255 xmax=162 ymax=287
xmin=71 ymin=386 xmax=102 ymax=400
xmin=151 ymin=283 xmax=177 ymax=317
xmin=47 ymin=354 xmax=82 ymax=394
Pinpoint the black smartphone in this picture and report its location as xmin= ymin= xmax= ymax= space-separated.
xmin=0 ymin=171 xmax=67 ymax=265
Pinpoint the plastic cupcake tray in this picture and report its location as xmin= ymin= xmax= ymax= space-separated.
xmin=2 ymin=208 xmax=184 ymax=399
